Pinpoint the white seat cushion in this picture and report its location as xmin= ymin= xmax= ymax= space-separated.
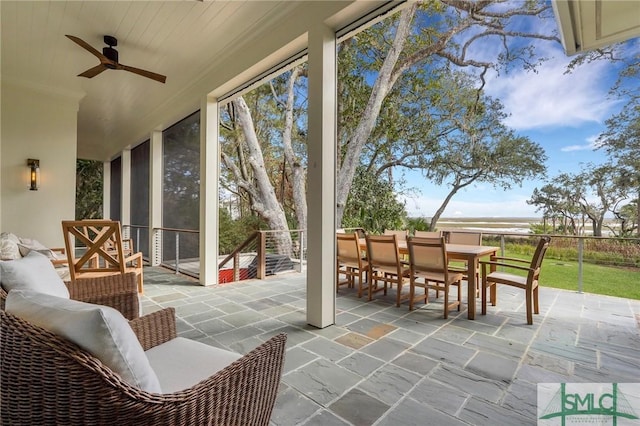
xmin=0 ymin=251 xmax=69 ymax=298
xmin=5 ymin=290 xmax=162 ymax=393
xmin=146 ymin=337 xmax=242 ymax=393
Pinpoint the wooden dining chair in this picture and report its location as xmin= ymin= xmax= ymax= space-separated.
xmin=365 ymin=234 xmax=411 ymax=307
xmin=336 ymin=232 xmax=369 ymax=298
xmin=447 ymin=231 xmax=483 ymax=296
xmin=383 ymin=229 xmax=408 ymax=243
xmin=414 ymin=230 xmax=442 ymax=238
xmin=480 ymin=236 xmax=551 ymax=324
xmin=62 ymin=220 xmax=144 ymax=294
xmin=407 ymin=236 xmax=463 ymax=318
xmin=384 ymin=229 xmax=409 ymax=261
xmin=447 ymin=231 xmax=482 ymax=245
xmin=80 ymin=224 xmax=136 ymax=266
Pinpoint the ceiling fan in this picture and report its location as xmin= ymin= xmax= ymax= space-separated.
xmin=66 ymin=35 xmax=166 ymax=84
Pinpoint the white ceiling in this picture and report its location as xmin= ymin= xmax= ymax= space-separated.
xmin=554 ymin=0 xmax=640 ymax=55
xmin=1 ymin=1 xmax=388 ymax=160
xmin=6 ymin=1 xmax=637 ymax=162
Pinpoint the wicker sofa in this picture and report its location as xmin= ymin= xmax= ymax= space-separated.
xmin=0 ymin=270 xmax=140 ymax=320
xmin=1 ymin=304 xmax=287 ymax=425
xmin=0 ymin=232 xmax=69 ymax=279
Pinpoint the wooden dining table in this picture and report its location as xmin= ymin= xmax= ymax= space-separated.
xmin=359 ymin=238 xmax=499 ymax=320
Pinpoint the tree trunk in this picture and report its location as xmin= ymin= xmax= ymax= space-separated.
xmin=281 ymin=67 xmax=307 ymax=231
xmin=593 ymin=216 xmax=603 ymax=237
xmin=428 ymin=178 xmax=475 ymax=231
xmin=336 ymin=4 xmax=417 ymax=225
xmin=233 ymin=97 xmax=293 ymax=254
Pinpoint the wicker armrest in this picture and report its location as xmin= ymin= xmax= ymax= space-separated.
xmin=67 ymin=272 xmax=140 ymax=320
xmin=129 ymin=307 xmax=177 ymax=351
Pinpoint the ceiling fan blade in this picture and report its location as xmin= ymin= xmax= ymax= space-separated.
xmin=78 ymin=64 xmax=108 ymax=78
xmin=120 ymin=64 xmax=167 ymax=83
xmin=65 ymin=35 xmax=106 ymax=61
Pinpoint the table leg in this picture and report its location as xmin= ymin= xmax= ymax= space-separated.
xmin=467 ymin=255 xmax=477 ymax=320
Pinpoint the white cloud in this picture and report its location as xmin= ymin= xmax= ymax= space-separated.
xmin=484 ymin=52 xmax=617 ymax=130
xmin=560 ymin=134 xmax=599 ymax=152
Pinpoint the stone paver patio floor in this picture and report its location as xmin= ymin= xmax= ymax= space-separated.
xmin=141 ymin=266 xmax=640 ymax=426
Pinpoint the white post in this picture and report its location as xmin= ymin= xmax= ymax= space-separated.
xmin=121 ymin=149 xmax=132 ymax=235
xmin=306 ymin=23 xmax=336 ymax=328
xmin=199 ymin=95 xmax=219 ymax=286
xmin=102 ymin=162 xmax=111 ymax=219
xmin=149 ymin=130 xmax=163 ymax=266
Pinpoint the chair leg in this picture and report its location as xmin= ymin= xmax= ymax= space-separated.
xmin=409 ymin=279 xmax=415 ymax=311
xmin=490 ymin=284 xmax=497 ymax=306
xmin=533 ymin=284 xmax=539 ymax=314
xmin=457 ymin=282 xmax=461 ymax=311
xmin=525 ymin=288 xmax=533 ymax=325
xmin=359 ymin=270 xmax=370 ymax=298
xmin=481 ymin=279 xmax=488 ymax=315
xmin=443 ymin=283 xmax=449 ymax=319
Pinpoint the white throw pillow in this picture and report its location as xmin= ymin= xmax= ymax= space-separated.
xmin=17 ymin=237 xmax=61 ymax=261
xmin=0 ymin=251 xmax=70 ymax=298
xmin=17 ymin=244 xmax=65 ymax=263
xmin=0 ymin=232 xmax=21 ymax=260
xmin=5 ymin=290 xmax=162 ymax=393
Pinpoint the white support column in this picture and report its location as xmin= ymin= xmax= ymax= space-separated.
xmin=149 ymin=131 xmax=163 ymax=266
xmin=199 ymin=95 xmax=219 ymax=286
xmin=103 ymin=162 xmax=111 ymax=219
xmin=306 ymin=23 xmax=336 ymax=328
xmin=121 ymin=149 xmax=132 ymax=236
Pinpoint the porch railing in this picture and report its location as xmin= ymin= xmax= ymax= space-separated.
xmin=477 ymin=232 xmax=639 ymax=294
xmin=124 ymin=224 xmax=640 ymax=293
xmin=136 ymin=227 xmax=306 ymax=282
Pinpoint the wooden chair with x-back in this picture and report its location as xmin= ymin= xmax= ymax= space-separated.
xmin=62 ymin=220 xmax=144 ymax=294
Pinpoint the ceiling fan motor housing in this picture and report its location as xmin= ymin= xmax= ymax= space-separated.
xmin=103 ymin=35 xmax=118 ymax=68
xmin=103 ymin=46 xmax=118 ymax=67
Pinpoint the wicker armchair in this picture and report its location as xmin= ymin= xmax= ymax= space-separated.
xmin=0 ymin=272 xmax=139 ymax=320
xmin=1 ymin=307 xmax=287 ymax=425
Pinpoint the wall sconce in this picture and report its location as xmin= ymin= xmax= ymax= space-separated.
xmin=27 ymin=159 xmax=40 ymax=191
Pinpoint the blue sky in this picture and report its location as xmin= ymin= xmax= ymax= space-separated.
xmin=401 ymin=21 xmax=638 ymax=219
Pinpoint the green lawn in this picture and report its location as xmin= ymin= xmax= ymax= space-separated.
xmin=487 ymin=253 xmax=640 ymax=300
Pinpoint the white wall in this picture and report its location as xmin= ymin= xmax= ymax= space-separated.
xmin=0 ymin=81 xmax=81 ymax=247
